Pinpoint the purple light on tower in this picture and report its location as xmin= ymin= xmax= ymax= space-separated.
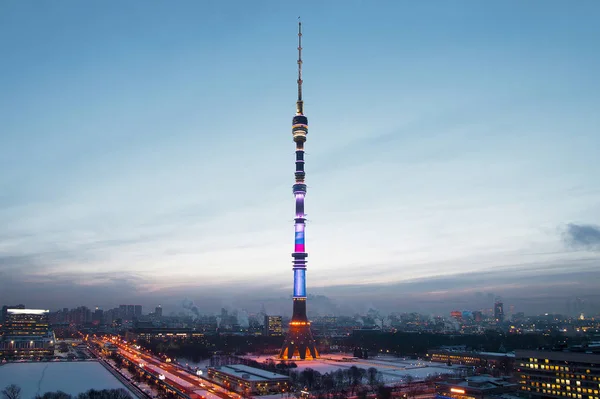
xmin=280 ymin=20 xmax=319 ymax=361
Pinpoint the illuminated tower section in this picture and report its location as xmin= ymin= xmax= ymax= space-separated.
xmin=280 ymin=20 xmax=318 ymax=361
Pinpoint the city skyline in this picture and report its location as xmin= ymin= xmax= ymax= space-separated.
xmin=1 ymin=1 xmax=600 ymax=314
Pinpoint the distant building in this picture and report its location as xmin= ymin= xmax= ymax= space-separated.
xmin=352 ymin=328 xmax=382 ymax=338
xmin=127 ymin=305 xmax=135 ymax=319
xmin=154 ymin=305 xmax=163 ymax=317
xmin=125 ymin=327 xmax=204 ymax=341
xmin=92 ymin=308 xmax=103 ymax=325
xmin=264 ymin=315 xmax=283 ymax=336
xmin=494 ymin=301 xmax=504 ymax=323
xmin=516 ymin=349 xmax=600 ymax=399
xmin=134 ymin=305 xmax=142 ymax=318
xmin=0 ymin=309 xmax=55 ymax=358
xmin=436 ymin=375 xmax=518 ymax=399
xmin=512 ymin=312 xmax=525 ymax=322
xmin=207 ymin=364 xmax=290 ymax=395
xmin=429 ymin=349 xmax=515 ymax=371
xmin=451 ymin=311 xmax=463 ymax=321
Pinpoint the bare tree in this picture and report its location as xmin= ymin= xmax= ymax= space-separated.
xmin=77 ymin=388 xmax=132 ymax=399
xmin=404 ymin=376 xmax=422 ymax=399
xmin=367 ymin=367 xmax=380 ymax=391
xmin=109 ymin=389 xmax=133 ymax=399
xmin=35 ymin=392 xmax=72 ymax=399
xmin=1 ymin=385 xmax=21 ymax=399
xmin=54 ymin=393 xmax=72 ymax=399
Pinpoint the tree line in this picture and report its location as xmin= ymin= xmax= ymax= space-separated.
xmin=1 ymin=385 xmax=132 ymax=399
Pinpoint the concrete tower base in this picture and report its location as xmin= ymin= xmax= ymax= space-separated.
xmin=279 ymin=321 xmax=318 ymax=360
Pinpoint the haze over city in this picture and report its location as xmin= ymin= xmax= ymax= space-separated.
xmin=1 ymin=1 xmax=600 ymax=315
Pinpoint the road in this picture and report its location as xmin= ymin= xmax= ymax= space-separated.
xmin=93 ymin=337 xmax=241 ymax=399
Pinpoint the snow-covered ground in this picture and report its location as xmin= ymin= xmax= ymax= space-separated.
xmin=105 ymin=358 xmax=157 ymax=398
xmin=0 ymin=361 xmax=135 ymax=398
xmin=243 ymin=354 xmax=466 ymax=384
xmin=177 ymin=354 xmax=465 ymax=386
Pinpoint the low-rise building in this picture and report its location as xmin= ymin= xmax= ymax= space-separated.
xmin=436 ymin=375 xmax=519 ymax=399
xmin=125 ymin=327 xmax=204 ymax=341
xmin=207 ymin=364 xmax=290 ymax=395
xmin=429 ymin=349 xmax=515 ymax=371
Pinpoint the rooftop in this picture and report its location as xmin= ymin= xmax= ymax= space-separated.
xmin=7 ymin=309 xmax=49 ymax=315
xmin=477 ymin=352 xmax=515 ymax=358
xmin=439 ymin=375 xmax=518 ymax=390
xmin=211 ymin=364 xmax=290 ymax=382
xmin=243 ymin=354 xmax=466 ymax=384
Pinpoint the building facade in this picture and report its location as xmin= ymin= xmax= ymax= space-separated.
xmin=436 ymin=376 xmax=519 ymax=399
xmin=0 ymin=309 xmax=55 ymax=359
xmin=264 ymin=316 xmax=283 ymax=337
xmin=207 ymin=364 xmax=290 ymax=395
xmin=494 ymin=301 xmax=505 ymax=323
xmin=516 ymin=349 xmax=600 ymax=399
xmin=429 ymin=350 xmax=515 ymax=371
xmin=125 ymin=327 xmax=204 ymax=342
xmin=2 ymin=308 xmax=50 ymax=336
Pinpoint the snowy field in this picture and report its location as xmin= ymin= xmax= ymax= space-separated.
xmin=0 ymin=361 xmax=135 ymax=398
xmin=242 ymin=354 xmax=465 ymax=384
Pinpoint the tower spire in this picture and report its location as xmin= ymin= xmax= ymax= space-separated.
xmin=296 ymin=17 xmax=304 ymax=115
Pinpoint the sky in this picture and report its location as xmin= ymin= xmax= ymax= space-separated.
xmin=1 ymin=0 xmax=599 ymax=316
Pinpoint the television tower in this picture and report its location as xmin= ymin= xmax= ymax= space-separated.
xmin=279 ymin=20 xmax=318 ymax=360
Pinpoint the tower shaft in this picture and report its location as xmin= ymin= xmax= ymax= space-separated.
xmin=279 ymin=20 xmax=318 ymax=361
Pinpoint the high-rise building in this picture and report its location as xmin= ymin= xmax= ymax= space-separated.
xmin=134 ymin=305 xmax=142 ymax=318
xmin=92 ymin=307 xmax=104 ymax=325
xmin=1 ymin=304 xmax=25 ymax=324
xmin=119 ymin=304 xmax=127 ymax=319
xmin=0 ymin=309 xmax=55 ymax=358
xmin=3 ymin=308 xmax=50 ymax=336
xmin=127 ymin=305 xmax=135 ymax=319
xmin=264 ymin=315 xmax=283 ymax=337
xmin=154 ymin=305 xmax=163 ymax=318
xmin=279 ymin=21 xmax=318 ymax=361
xmin=494 ymin=300 xmax=505 ymax=323
xmin=516 ymin=349 xmax=600 ymax=399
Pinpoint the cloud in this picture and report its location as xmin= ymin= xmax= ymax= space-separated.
xmin=563 ymin=223 xmax=600 ymax=251
xmin=0 ymin=270 xmax=145 ymax=309
xmin=2 ymin=251 xmax=598 ymax=317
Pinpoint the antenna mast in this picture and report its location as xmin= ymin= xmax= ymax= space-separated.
xmin=296 ymin=18 xmax=304 ymax=115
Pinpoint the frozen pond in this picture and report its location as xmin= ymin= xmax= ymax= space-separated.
xmin=0 ymin=361 xmax=135 ymax=398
